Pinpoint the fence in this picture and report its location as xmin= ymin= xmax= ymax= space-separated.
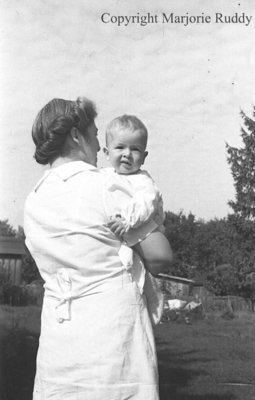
xmin=202 ymin=295 xmax=252 ymax=313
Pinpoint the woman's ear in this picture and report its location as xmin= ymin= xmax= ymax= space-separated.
xmin=70 ymin=127 xmax=80 ymax=145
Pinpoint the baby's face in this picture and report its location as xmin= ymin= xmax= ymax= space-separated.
xmin=105 ymin=129 xmax=148 ymax=174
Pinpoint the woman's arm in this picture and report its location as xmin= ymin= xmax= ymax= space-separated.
xmin=133 ymin=228 xmax=173 ymax=275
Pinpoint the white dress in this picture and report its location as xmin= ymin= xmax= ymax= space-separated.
xmin=24 ymin=161 xmax=159 ymax=400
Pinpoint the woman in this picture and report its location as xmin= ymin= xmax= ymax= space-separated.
xmin=24 ymin=97 xmax=173 ymax=400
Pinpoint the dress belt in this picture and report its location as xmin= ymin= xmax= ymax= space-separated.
xmin=47 ymin=268 xmax=134 ymax=323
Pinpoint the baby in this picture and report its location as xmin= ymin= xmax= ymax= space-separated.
xmin=103 ymin=115 xmax=166 ymax=325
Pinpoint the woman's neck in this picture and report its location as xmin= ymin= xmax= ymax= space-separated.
xmin=50 ymin=154 xmax=83 ymax=168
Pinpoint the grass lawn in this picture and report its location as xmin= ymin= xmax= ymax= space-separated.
xmin=0 ymin=306 xmax=41 ymax=400
xmin=155 ymin=313 xmax=255 ymax=400
xmin=0 ymin=306 xmax=255 ymax=400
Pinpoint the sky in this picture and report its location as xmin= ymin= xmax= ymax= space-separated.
xmin=0 ymin=0 xmax=255 ymax=229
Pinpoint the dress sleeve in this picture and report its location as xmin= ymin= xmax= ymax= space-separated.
xmin=121 ymin=172 xmax=165 ymax=230
xmin=123 ymin=219 xmax=158 ymax=247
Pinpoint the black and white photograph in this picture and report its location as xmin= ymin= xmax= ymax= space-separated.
xmin=0 ymin=1 xmax=255 ymax=399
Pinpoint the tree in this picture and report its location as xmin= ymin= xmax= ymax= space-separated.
xmin=226 ymin=107 xmax=255 ymax=219
xmin=226 ymin=107 xmax=255 ymax=303
xmin=16 ymin=226 xmax=42 ymax=284
xmin=164 ymin=211 xmax=255 ymax=299
xmin=206 ymin=264 xmax=239 ymax=296
xmin=164 ymin=211 xmax=199 ymax=278
xmin=0 ymin=219 xmax=17 ymax=237
xmin=0 ymin=220 xmax=41 ymax=284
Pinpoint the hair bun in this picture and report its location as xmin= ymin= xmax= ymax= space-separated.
xmin=32 ymin=97 xmax=97 ymax=165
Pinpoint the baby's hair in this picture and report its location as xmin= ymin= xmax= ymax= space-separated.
xmin=105 ymin=115 xmax=148 ymax=147
xmin=32 ymin=96 xmax=97 ymax=165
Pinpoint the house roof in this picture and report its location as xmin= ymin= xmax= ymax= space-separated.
xmin=0 ymin=236 xmax=26 ymax=256
xmin=156 ymin=273 xmax=194 ymax=284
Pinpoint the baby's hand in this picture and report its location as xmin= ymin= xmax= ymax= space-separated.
xmin=107 ymin=215 xmax=126 ymax=239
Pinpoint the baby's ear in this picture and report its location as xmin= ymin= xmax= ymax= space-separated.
xmin=142 ymin=151 xmax=148 ymax=164
xmin=103 ymin=147 xmax=109 ymax=159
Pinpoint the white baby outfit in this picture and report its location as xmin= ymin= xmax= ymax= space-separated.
xmin=103 ymin=167 xmax=165 ymax=231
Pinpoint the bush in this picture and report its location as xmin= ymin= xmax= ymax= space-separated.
xmin=1 ymin=283 xmax=44 ymax=307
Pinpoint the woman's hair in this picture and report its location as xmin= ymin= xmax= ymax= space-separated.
xmin=32 ymin=96 xmax=97 ymax=165
xmin=105 ymin=114 xmax=148 ymax=147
